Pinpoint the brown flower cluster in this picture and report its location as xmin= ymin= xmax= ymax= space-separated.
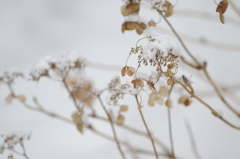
xmin=107 ymin=76 xmax=134 ymax=105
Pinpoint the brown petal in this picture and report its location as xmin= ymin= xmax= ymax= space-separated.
xmin=121 ymin=4 xmax=140 ymax=17
xmin=117 ymin=114 xmax=125 ymax=125
xmin=119 ymin=105 xmax=129 ymax=112
xmin=167 ymin=77 xmax=174 ymax=85
xmin=126 ymin=66 xmax=135 ymax=76
xmin=121 ymin=66 xmax=128 ymax=76
xmin=165 ymin=99 xmax=172 ymax=108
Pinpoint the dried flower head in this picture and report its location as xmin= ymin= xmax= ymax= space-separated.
xmin=216 ymin=0 xmax=228 ymax=24
xmin=121 ymin=3 xmax=140 ymax=16
xmin=121 ymin=66 xmax=136 ymax=76
xmin=178 ymin=95 xmax=192 ymax=106
xmin=107 ymin=76 xmax=134 ymax=105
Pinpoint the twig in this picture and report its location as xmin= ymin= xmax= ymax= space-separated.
xmin=135 ymin=95 xmax=159 ymax=159
xmin=184 ymin=119 xmax=201 ymax=159
xmin=98 ymin=96 xmax=126 ymax=159
xmin=158 ymin=11 xmax=240 ymax=118
xmin=175 ymin=79 xmax=240 ymax=130
xmin=166 ymin=84 xmax=176 ymax=159
xmin=89 ymin=114 xmax=171 ymax=155
xmin=228 ymin=0 xmax=240 ymax=17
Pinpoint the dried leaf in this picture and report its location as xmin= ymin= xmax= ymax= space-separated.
xmin=121 ymin=4 xmax=140 ymax=16
xmin=117 ymin=114 xmax=125 ymax=125
xmin=165 ymin=99 xmax=172 ymax=108
xmin=119 ymin=105 xmax=129 ymax=112
xmin=126 ymin=66 xmax=135 ymax=76
xmin=16 ymin=95 xmax=26 ymax=103
xmin=167 ymin=64 xmax=175 ymax=69
xmin=121 ymin=66 xmax=128 ymax=76
xmin=158 ymin=86 xmax=169 ymax=97
xmin=167 ymin=77 xmax=174 ymax=85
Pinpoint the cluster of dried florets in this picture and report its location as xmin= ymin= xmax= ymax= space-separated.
xmin=107 ymin=76 xmax=135 ymax=105
xmin=0 ymin=132 xmax=31 ymax=159
xmin=122 ymin=35 xmax=180 ymax=90
xmin=0 ymin=68 xmax=23 ymax=84
xmin=121 ymin=0 xmax=174 ymax=35
xmin=30 ymin=51 xmax=85 ymax=81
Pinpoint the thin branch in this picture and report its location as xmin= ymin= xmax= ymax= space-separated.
xmin=228 ymin=0 xmax=240 ymax=17
xmin=184 ymin=119 xmax=201 ymax=159
xmin=166 ymin=84 xmax=175 ymax=159
xmin=89 ymin=114 xmax=171 ymax=155
xmin=158 ymin=11 xmax=240 ymax=118
xmin=62 ymin=78 xmax=81 ymax=111
xmin=135 ymin=95 xmax=159 ymax=159
xmin=98 ymin=96 xmax=126 ymax=159
xmin=175 ymin=79 xmax=240 ymax=130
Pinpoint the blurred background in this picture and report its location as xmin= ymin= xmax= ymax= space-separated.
xmin=0 ymin=0 xmax=240 ymax=158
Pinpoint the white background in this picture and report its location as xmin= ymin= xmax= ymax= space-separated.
xmin=0 ymin=0 xmax=240 ymax=159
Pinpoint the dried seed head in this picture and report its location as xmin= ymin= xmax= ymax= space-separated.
xmin=158 ymin=86 xmax=169 ymax=97
xmin=165 ymin=99 xmax=172 ymax=108
xmin=117 ymin=114 xmax=125 ymax=125
xmin=178 ymin=95 xmax=192 ymax=106
xmin=122 ymin=22 xmax=138 ymax=33
xmin=119 ymin=105 xmax=129 ymax=112
xmin=16 ymin=95 xmax=26 ymax=103
xmin=167 ymin=63 xmax=175 ymax=69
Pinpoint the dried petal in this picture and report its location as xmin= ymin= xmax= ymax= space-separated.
xmin=119 ymin=105 xmax=129 ymax=112
xmin=140 ymin=22 xmax=147 ymax=30
xmin=76 ymin=123 xmax=84 ymax=134
xmin=136 ymin=26 xmax=144 ymax=35
xmin=121 ymin=66 xmax=128 ymax=76
xmin=117 ymin=114 xmax=125 ymax=125
xmin=165 ymin=99 xmax=172 ymax=108
xmin=126 ymin=66 xmax=135 ymax=76
xmin=5 ymin=94 xmax=14 ymax=105
xmin=158 ymin=86 xmax=169 ymax=97
xmin=16 ymin=95 xmax=26 ymax=103
xmin=148 ymin=20 xmax=156 ymax=27
xmin=163 ymin=72 xmax=170 ymax=77
xmin=167 ymin=77 xmax=174 ymax=85
xmin=216 ymin=0 xmax=228 ymax=14
xmin=121 ymin=4 xmax=140 ymax=16
xmin=137 ymin=79 xmax=144 ymax=87
xmin=163 ymin=1 xmax=173 ymax=17
xmin=71 ymin=111 xmax=82 ymax=124
xmin=184 ymin=99 xmax=191 ymax=106
xmin=178 ymin=95 xmax=188 ymax=104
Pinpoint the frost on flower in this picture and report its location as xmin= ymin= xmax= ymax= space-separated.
xmin=107 ymin=76 xmax=135 ymax=105
xmin=142 ymin=35 xmax=180 ymax=63
xmin=30 ymin=50 xmax=85 ymax=81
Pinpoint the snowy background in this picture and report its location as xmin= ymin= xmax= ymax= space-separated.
xmin=0 ymin=0 xmax=240 ymax=159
